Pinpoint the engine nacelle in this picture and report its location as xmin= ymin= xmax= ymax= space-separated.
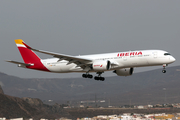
xmin=114 ymin=68 xmax=134 ymax=76
xmin=93 ymin=60 xmax=111 ymax=71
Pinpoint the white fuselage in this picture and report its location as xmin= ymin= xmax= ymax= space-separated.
xmin=8 ymin=39 xmax=176 ymax=80
xmin=41 ymin=50 xmax=175 ymax=73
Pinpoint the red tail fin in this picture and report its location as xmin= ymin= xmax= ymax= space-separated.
xmin=15 ymin=39 xmax=41 ymax=63
xmin=15 ymin=39 xmax=49 ymax=71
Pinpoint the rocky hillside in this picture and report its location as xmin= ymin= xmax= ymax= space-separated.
xmin=0 ymin=85 xmax=4 ymax=94
xmin=0 ymin=90 xmax=69 ymax=119
xmin=0 ymin=93 xmax=38 ymax=119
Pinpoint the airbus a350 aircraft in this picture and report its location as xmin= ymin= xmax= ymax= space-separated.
xmin=7 ymin=39 xmax=176 ymax=81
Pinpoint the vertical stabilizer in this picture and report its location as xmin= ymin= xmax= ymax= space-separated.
xmin=14 ymin=39 xmax=49 ymax=71
xmin=15 ymin=39 xmax=40 ymax=63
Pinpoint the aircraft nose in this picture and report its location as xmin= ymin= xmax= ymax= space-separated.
xmin=170 ymin=56 xmax=176 ymax=62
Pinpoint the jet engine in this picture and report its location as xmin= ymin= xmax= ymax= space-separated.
xmin=113 ymin=68 xmax=134 ymax=76
xmin=93 ymin=60 xmax=111 ymax=71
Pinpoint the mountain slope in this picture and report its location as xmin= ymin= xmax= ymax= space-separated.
xmin=0 ymin=91 xmax=69 ymax=119
xmin=0 ymin=93 xmax=38 ymax=118
xmin=0 ymin=66 xmax=180 ymax=105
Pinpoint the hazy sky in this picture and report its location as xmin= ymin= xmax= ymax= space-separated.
xmin=1 ymin=0 xmax=180 ymax=78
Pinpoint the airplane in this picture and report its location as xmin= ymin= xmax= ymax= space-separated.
xmin=7 ymin=39 xmax=176 ymax=81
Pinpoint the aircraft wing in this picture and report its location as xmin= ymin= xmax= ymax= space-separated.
xmin=6 ymin=60 xmax=32 ymax=66
xmin=22 ymin=42 xmax=93 ymax=66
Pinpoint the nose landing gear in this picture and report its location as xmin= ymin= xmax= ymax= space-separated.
xmin=162 ymin=64 xmax=167 ymax=73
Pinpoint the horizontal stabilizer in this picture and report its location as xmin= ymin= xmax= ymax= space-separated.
xmin=6 ymin=60 xmax=32 ymax=67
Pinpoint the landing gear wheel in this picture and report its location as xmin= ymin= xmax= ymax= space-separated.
xmin=162 ymin=70 xmax=166 ymax=73
xmin=82 ymin=73 xmax=93 ymax=79
xmin=82 ymin=74 xmax=87 ymax=78
xmin=100 ymin=77 xmax=105 ymax=81
xmin=87 ymin=74 xmax=93 ymax=78
xmin=94 ymin=72 xmax=105 ymax=81
xmin=94 ymin=76 xmax=98 ymax=80
xmin=94 ymin=76 xmax=105 ymax=81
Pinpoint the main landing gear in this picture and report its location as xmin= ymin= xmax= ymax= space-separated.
xmin=82 ymin=73 xmax=93 ymax=78
xmin=162 ymin=64 xmax=167 ymax=73
xmin=82 ymin=72 xmax=105 ymax=81
xmin=94 ymin=72 xmax=105 ymax=81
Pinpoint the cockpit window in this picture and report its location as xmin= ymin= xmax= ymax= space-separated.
xmin=164 ymin=53 xmax=171 ymax=56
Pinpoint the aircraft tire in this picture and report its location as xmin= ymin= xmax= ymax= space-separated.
xmin=94 ymin=76 xmax=98 ymax=80
xmin=94 ymin=76 xmax=105 ymax=81
xmin=82 ymin=74 xmax=87 ymax=78
xmin=99 ymin=77 xmax=105 ymax=81
xmin=88 ymin=74 xmax=93 ymax=78
xmin=162 ymin=70 xmax=166 ymax=73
